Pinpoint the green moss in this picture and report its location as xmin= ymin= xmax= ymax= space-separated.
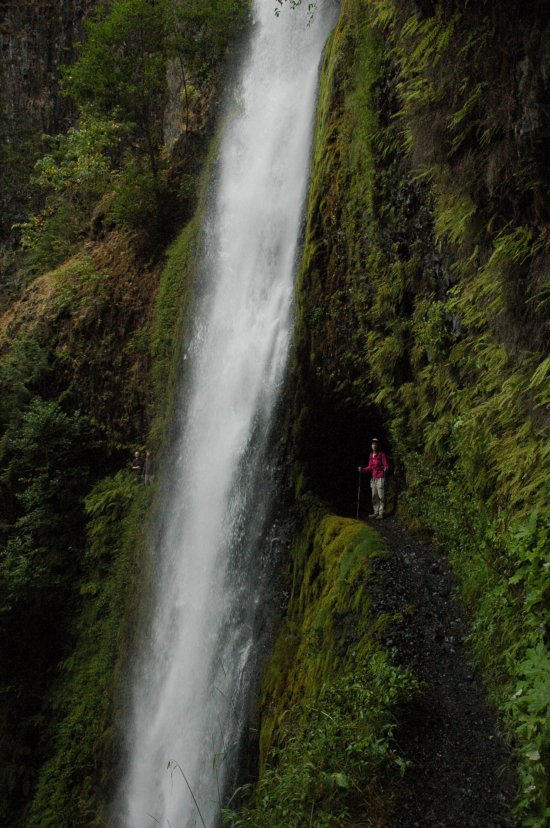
xmin=225 ymin=500 xmax=417 ymax=826
xmin=148 ymin=132 xmax=220 ymax=451
xmin=294 ymin=0 xmax=383 ymax=410
xmin=50 ymin=255 xmax=109 ymax=312
xmin=259 ymin=510 xmax=386 ymax=761
xmin=290 ymin=0 xmax=549 ymax=822
xmin=25 ymin=471 xmax=150 ymax=827
xmin=148 ymin=216 xmax=199 ymax=430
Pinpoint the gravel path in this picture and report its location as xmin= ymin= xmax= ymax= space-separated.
xmin=368 ymin=516 xmax=519 ymax=828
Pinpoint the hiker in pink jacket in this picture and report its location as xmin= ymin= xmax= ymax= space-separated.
xmin=358 ymin=438 xmax=390 ymax=519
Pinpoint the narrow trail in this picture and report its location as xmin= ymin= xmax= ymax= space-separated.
xmin=367 ymin=516 xmax=519 ymax=828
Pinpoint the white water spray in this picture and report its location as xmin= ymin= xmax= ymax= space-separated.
xmin=118 ymin=3 xmax=335 ymax=826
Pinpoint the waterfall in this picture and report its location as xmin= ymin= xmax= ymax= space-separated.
xmin=118 ymin=3 xmax=336 ymax=826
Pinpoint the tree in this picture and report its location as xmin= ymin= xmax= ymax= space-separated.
xmin=15 ymin=0 xmax=251 ymax=269
xmin=64 ymin=0 xmax=249 ymax=181
xmin=64 ymin=0 xmax=170 ymax=183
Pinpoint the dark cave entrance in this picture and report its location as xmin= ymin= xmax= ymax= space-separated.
xmin=297 ymin=396 xmax=394 ymax=519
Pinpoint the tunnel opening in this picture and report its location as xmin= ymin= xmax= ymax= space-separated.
xmin=295 ymin=390 xmax=393 ymax=519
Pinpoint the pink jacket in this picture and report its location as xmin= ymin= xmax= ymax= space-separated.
xmin=360 ymin=452 xmax=389 ymax=479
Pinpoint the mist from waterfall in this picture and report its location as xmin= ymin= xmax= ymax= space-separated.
xmin=118 ymin=3 xmax=336 ymax=826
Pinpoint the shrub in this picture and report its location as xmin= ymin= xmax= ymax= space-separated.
xmin=224 ymin=656 xmax=417 ymax=828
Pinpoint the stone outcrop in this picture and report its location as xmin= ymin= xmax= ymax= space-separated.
xmin=1 ymin=0 xmax=97 ymax=137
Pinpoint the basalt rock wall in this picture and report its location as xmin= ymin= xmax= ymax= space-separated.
xmin=1 ymin=0 xmax=97 ymax=137
xmin=0 ymin=0 xmax=99 ymax=283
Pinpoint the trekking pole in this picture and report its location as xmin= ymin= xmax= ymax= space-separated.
xmin=356 ymin=469 xmax=361 ymax=520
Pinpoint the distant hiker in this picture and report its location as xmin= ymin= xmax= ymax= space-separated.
xmin=358 ymin=438 xmax=390 ymax=519
xmin=131 ymin=450 xmax=144 ymax=483
xmin=143 ymin=450 xmax=155 ymax=485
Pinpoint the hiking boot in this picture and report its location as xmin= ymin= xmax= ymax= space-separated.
xmin=375 ymin=514 xmax=384 ymax=520
xmin=368 ymin=513 xmax=377 ymax=518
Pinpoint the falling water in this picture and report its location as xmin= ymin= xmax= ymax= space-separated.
xmin=118 ymin=2 xmax=336 ymax=826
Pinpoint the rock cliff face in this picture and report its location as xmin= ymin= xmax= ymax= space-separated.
xmin=1 ymin=0 xmax=96 ymax=136
xmin=0 ymin=0 xmax=98 ymax=283
xmin=273 ymin=0 xmax=550 ymax=823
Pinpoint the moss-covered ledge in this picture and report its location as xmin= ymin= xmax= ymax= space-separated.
xmin=223 ymin=501 xmax=417 ymax=827
xmin=258 ymin=507 xmax=384 ymax=766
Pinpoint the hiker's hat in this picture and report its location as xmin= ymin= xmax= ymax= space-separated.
xmin=371 ymin=437 xmax=379 ymax=443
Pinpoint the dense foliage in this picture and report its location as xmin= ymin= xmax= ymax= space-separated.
xmin=0 ymin=328 xmax=110 ymax=823
xmin=225 ymin=511 xmax=418 ymax=827
xmin=17 ymin=0 xmax=248 ymax=277
xmin=225 ymin=658 xmax=416 ymax=827
xmin=0 ymin=1 xmax=248 ymax=824
xmin=290 ymin=0 xmax=549 ymax=823
xmin=24 ymin=471 xmax=148 ymax=827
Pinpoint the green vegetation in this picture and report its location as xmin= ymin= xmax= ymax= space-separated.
xmin=0 ymin=331 xmax=111 ymax=825
xmin=18 ymin=114 xmax=126 ymax=274
xmin=0 ymin=103 xmax=43 ymax=296
xmin=0 ymin=205 xmax=207 ymax=826
xmin=25 ymin=471 xmax=150 ymax=828
xmin=0 ymin=1 xmax=249 ymax=824
xmin=225 ymin=506 xmax=418 ymax=827
xmin=16 ymin=0 xmax=249 ymax=277
xmin=289 ymin=0 xmax=549 ymax=823
xmin=148 ymin=131 xmax=221 ymax=450
xmin=64 ymin=0 xmax=170 ymax=183
xmin=225 ymin=658 xmax=415 ymax=827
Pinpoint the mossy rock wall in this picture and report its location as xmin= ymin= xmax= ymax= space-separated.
xmin=282 ymin=0 xmax=549 ymax=822
xmin=258 ymin=507 xmax=384 ymax=766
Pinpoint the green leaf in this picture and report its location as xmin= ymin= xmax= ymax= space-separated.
xmin=330 ymin=772 xmax=350 ymax=789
